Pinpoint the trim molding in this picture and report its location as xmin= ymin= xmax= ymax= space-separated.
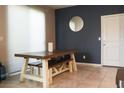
xmin=9 ymin=70 xmax=21 ymax=76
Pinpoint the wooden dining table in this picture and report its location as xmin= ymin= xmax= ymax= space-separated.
xmin=15 ymin=50 xmax=77 ymax=88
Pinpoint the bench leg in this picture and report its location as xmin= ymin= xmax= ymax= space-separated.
xmin=29 ymin=66 xmax=33 ymax=75
xmin=38 ymin=67 xmax=41 ymax=76
xmin=31 ymin=66 xmax=34 ymax=75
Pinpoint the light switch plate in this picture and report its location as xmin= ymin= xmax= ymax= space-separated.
xmin=98 ymin=37 xmax=101 ymax=41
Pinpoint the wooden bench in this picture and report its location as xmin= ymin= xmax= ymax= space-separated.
xmin=48 ymin=59 xmax=73 ymax=76
xmin=27 ymin=57 xmax=73 ymax=84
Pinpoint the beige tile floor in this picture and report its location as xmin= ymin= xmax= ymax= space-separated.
xmin=0 ymin=63 xmax=118 ymax=88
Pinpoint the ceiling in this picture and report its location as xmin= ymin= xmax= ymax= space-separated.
xmin=47 ymin=5 xmax=74 ymax=9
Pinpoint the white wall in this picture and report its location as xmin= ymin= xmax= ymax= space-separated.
xmin=7 ymin=6 xmax=45 ymax=73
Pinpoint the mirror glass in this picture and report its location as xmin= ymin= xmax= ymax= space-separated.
xmin=69 ymin=16 xmax=84 ymax=32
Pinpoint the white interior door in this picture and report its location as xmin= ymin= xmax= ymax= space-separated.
xmin=119 ymin=14 xmax=124 ymax=67
xmin=101 ymin=14 xmax=120 ymax=66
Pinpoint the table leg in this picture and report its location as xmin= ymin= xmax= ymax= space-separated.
xmin=69 ymin=61 xmax=73 ymax=73
xmin=20 ymin=58 xmax=29 ymax=82
xmin=49 ymin=68 xmax=53 ymax=85
xmin=71 ymin=53 xmax=77 ymax=72
xmin=42 ymin=59 xmax=49 ymax=88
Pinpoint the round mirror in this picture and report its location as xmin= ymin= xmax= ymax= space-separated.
xmin=69 ymin=16 xmax=84 ymax=32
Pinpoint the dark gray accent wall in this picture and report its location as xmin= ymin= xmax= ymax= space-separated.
xmin=55 ymin=5 xmax=124 ymax=64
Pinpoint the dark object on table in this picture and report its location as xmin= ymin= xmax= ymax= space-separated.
xmin=0 ymin=63 xmax=7 ymax=81
xmin=116 ymin=68 xmax=124 ymax=88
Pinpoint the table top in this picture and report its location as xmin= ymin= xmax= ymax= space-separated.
xmin=15 ymin=50 xmax=76 ymax=59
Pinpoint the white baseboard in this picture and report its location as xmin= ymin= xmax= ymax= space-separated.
xmin=9 ymin=70 xmax=21 ymax=76
xmin=8 ymin=68 xmax=38 ymax=77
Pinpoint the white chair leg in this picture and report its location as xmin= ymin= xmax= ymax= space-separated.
xmin=31 ymin=66 xmax=34 ymax=75
xmin=38 ymin=67 xmax=41 ymax=76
